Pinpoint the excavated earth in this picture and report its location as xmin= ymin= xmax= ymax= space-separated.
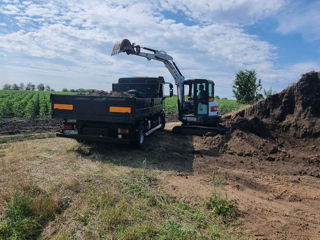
xmin=89 ymin=90 xmax=132 ymax=97
xmin=0 ymin=118 xmax=61 ymax=135
xmin=191 ymin=71 xmax=320 ymax=239
xmin=158 ymin=71 xmax=320 ymax=239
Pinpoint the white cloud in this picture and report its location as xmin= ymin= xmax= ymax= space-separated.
xmin=159 ymin=0 xmax=287 ymax=25
xmin=277 ymin=1 xmax=320 ymax=41
xmin=0 ymin=0 xmax=317 ymax=98
xmin=252 ymin=61 xmax=319 ymax=95
xmin=0 ymin=4 xmax=20 ymax=15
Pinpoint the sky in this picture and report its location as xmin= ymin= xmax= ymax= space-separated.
xmin=0 ymin=0 xmax=319 ymax=98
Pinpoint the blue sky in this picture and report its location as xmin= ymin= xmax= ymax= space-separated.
xmin=0 ymin=0 xmax=319 ymax=98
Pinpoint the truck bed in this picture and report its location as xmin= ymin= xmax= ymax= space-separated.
xmin=51 ymin=94 xmax=163 ymax=124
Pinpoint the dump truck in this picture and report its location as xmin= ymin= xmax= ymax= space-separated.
xmin=51 ymin=76 xmax=173 ymax=146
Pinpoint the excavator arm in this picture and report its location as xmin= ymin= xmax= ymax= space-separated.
xmin=111 ymin=39 xmax=184 ymax=116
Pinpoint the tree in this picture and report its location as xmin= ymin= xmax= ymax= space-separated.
xmin=45 ymin=85 xmax=51 ymax=91
xmin=12 ymin=83 xmax=20 ymax=90
xmin=62 ymin=88 xmax=68 ymax=92
xmin=26 ymin=82 xmax=33 ymax=90
xmin=233 ymin=70 xmax=263 ymax=104
xmin=37 ymin=83 xmax=45 ymax=91
xmin=3 ymin=84 xmax=11 ymax=90
xmin=19 ymin=83 xmax=25 ymax=90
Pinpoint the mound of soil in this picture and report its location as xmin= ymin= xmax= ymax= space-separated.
xmin=224 ymin=71 xmax=320 ymax=138
xmin=201 ymin=71 xmax=320 ymax=177
xmin=194 ymin=71 xmax=320 ymax=239
xmin=90 ymin=90 xmax=131 ymax=97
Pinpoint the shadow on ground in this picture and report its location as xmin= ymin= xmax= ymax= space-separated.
xmin=75 ymin=129 xmax=198 ymax=172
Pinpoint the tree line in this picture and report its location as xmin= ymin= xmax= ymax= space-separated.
xmin=2 ymin=83 xmax=53 ymax=91
xmin=2 ymin=83 xmax=97 ymax=94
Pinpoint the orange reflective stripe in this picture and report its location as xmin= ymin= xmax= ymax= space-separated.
xmin=54 ymin=104 xmax=73 ymax=110
xmin=109 ymin=106 xmax=131 ymax=113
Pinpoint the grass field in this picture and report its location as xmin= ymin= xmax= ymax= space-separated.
xmin=0 ymin=136 xmax=245 ymax=239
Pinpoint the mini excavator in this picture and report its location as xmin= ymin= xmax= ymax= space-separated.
xmin=111 ymin=39 xmax=228 ymax=135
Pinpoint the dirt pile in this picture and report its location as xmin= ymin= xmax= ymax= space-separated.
xmin=201 ymin=71 xmax=320 ymax=174
xmin=90 ymin=90 xmax=132 ymax=97
xmin=224 ymin=71 xmax=320 ymax=138
xmin=195 ymin=71 xmax=320 ymax=239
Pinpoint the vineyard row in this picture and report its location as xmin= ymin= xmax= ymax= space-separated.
xmin=0 ymin=90 xmax=53 ymax=119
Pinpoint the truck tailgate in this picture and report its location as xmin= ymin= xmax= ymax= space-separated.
xmin=51 ymin=94 xmax=135 ymax=123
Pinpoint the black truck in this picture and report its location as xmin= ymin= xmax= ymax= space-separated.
xmin=51 ymin=77 xmax=173 ymax=146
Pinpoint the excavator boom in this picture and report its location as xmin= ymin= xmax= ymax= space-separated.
xmin=111 ymin=39 xmax=185 ymax=117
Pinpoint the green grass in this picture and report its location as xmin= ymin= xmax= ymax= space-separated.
xmin=0 ymin=187 xmax=60 ymax=240
xmin=216 ymin=98 xmax=247 ymax=114
xmin=206 ymin=191 xmax=236 ymax=222
xmin=0 ymin=133 xmax=56 ymax=144
xmin=0 ymin=147 xmax=243 ymax=239
xmin=164 ymin=96 xmax=245 ymax=115
xmin=164 ymin=96 xmax=179 ymax=115
xmin=55 ymin=163 xmax=242 ymax=240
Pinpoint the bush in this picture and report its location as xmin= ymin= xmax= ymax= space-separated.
xmin=206 ymin=192 xmax=235 ymax=221
xmin=0 ymin=191 xmax=41 ymax=239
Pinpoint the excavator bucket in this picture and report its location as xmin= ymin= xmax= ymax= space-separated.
xmin=111 ymin=39 xmax=135 ymax=56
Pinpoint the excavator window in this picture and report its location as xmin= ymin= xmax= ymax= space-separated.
xmin=195 ymin=82 xmax=208 ymax=115
xmin=208 ymin=83 xmax=213 ymax=98
xmin=184 ymin=84 xmax=194 ymax=100
xmin=182 ymin=84 xmax=194 ymax=114
xmin=196 ymin=83 xmax=208 ymax=100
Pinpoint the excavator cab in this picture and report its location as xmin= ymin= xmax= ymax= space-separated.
xmin=181 ymin=79 xmax=220 ymax=126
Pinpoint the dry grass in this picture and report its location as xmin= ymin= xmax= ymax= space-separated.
xmin=0 ymin=136 xmax=245 ymax=239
